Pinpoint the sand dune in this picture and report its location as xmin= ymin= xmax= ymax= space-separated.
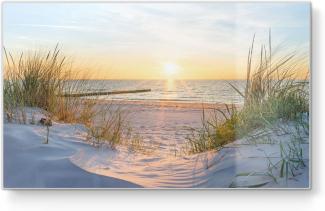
xmin=3 ymin=105 xmax=309 ymax=188
xmin=3 ymin=123 xmax=140 ymax=188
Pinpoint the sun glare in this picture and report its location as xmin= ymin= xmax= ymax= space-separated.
xmin=164 ymin=63 xmax=179 ymax=77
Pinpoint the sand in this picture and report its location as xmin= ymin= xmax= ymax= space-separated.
xmin=3 ymin=102 xmax=309 ymax=188
xmin=3 ymin=123 xmax=141 ymax=188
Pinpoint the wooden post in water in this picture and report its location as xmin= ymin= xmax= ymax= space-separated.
xmin=60 ymin=89 xmax=151 ymax=97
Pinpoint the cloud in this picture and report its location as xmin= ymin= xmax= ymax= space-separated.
xmin=9 ymin=23 xmax=98 ymax=32
xmin=3 ymin=2 xmax=310 ymax=66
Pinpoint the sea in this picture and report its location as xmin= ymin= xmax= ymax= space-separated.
xmin=73 ymin=80 xmax=246 ymax=104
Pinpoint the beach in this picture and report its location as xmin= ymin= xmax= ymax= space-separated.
xmin=3 ymin=101 xmax=309 ymax=188
xmin=1 ymin=3 xmax=314 ymax=211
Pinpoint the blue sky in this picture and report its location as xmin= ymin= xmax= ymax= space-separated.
xmin=2 ymin=2 xmax=310 ymax=79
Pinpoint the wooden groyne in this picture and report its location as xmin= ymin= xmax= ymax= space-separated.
xmin=61 ymin=89 xmax=151 ymax=97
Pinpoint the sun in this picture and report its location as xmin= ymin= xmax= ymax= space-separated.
xmin=163 ymin=63 xmax=180 ymax=77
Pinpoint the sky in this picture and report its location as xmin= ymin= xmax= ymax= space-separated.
xmin=2 ymin=2 xmax=310 ymax=80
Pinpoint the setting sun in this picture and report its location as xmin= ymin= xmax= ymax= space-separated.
xmin=163 ymin=63 xmax=180 ymax=77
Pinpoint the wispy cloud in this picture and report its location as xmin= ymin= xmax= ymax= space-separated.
xmin=2 ymin=2 xmax=310 ymax=79
xmin=9 ymin=23 xmax=97 ymax=32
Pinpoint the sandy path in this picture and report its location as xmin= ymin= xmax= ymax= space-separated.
xmin=125 ymin=103 xmax=203 ymax=156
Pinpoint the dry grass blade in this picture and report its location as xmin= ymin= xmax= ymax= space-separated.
xmin=187 ymin=30 xmax=309 ymax=154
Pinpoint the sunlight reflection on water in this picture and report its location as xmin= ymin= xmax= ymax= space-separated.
xmin=70 ymin=80 xmax=246 ymax=104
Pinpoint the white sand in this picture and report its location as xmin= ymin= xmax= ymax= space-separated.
xmin=3 ymin=104 xmax=309 ymax=188
xmin=3 ymin=109 xmax=140 ymax=188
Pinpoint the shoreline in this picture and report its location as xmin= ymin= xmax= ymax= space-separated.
xmin=85 ymin=98 xmax=243 ymax=110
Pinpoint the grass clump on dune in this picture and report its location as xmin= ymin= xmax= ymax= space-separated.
xmin=3 ymin=44 xmax=86 ymax=124
xmin=3 ymin=45 xmax=104 ymax=125
xmin=186 ymin=105 xmax=238 ymax=154
xmin=186 ymin=32 xmax=309 ymax=154
xmin=3 ymin=45 xmax=136 ymax=149
xmin=86 ymin=105 xmax=126 ymax=149
xmin=4 ymin=45 xmax=69 ymax=114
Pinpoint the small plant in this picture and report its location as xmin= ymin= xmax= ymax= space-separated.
xmin=186 ymin=104 xmax=238 ymax=153
xmin=21 ymin=109 xmax=27 ymax=124
xmin=86 ymin=106 xmax=127 ymax=149
xmin=77 ymin=100 xmax=98 ymax=127
xmin=30 ymin=112 xmax=36 ymax=125
xmin=262 ymin=123 xmax=307 ymax=184
xmin=128 ymin=133 xmax=146 ymax=153
xmin=6 ymin=112 xmax=13 ymax=123
xmin=279 ymin=139 xmax=305 ymax=181
xmin=44 ymin=125 xmax=50 ymax=144
xmin=39 ymin=118 xmax=52 ymax=144
xmin=231 ymin=127 xmax=307 ymax=187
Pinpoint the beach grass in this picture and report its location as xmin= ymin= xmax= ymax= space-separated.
xmin=186 ymin=105 xmax=239 ymax=153
xmin=85 ymin=105 xmax=125 ymax=149
xmin=3 ymin=45 xmax=136 ymax=149
xmin=186 ymin=32 xmax=309 ymax=154
xmin=3 ymin=45 xmax=69 ymax=113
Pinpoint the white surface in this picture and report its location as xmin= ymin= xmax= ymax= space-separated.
xmin=3 ymin=120 xmax=142 ymax=188
xmin=1 ymin=0 xmax=324 ymax=210
xmin=3 ymin=109 xmax=309 ymax=188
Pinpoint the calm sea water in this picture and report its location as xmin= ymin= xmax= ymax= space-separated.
xmin=75 ymin=80 xmax=246 ymax=104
